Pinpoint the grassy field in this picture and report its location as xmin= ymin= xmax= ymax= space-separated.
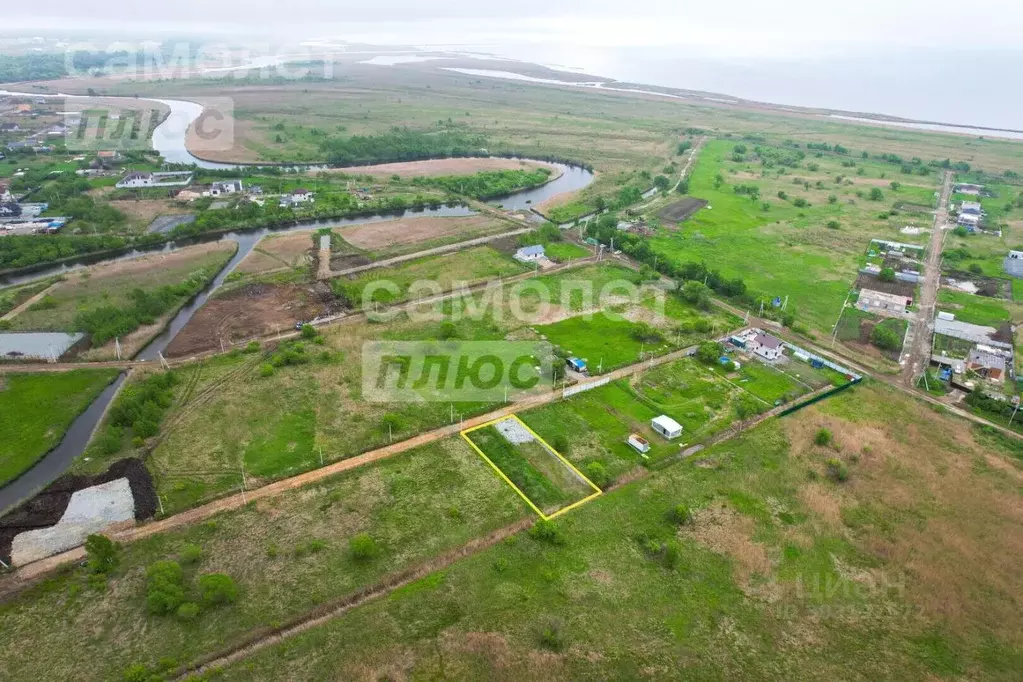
xmin=8 ymin=243 xmax=236 ymax=333
xmin=544 ymin=241 xmax=591 ymax=262
xmin=0 ymin=369 xmax=118 ymax=486
xmin=646 ymin=139 xmax=939 ymax=332
xmin=0 ymin=438 xmax=528 ymax=681
xmin=465 ymin=423 xmax=591 ymax=514
xmin=80 ymin=264 xmax=735 ymax=513
xmin=937 ymin=289 xmax=1012 ymax=327
xmin=331 ymin=246 xmax=527 ymax=307
xmin=184 ymin=382 xmax=1023 ymax=681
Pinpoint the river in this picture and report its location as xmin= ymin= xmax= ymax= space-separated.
xmin=0 ymin=92 xmax=594 ymax=515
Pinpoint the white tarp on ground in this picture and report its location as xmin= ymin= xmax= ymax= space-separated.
xmin=0 ymin=332 xmax=84 ymax=360
xmin=934 ymin=318 xmax=1012 ymax=349
xmin=11 ymin=478 xmax=135 ymax=566
xmin=494 ymin=417 xmax=534 ymax=444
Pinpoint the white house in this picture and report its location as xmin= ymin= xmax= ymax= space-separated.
xmin=290 ymin=188 xmax=314 ymax=203
xmin=857 ymin=288 xmax=912 ymax=316
xmin=514 ymin=244 xmax=545 ymax=263
xmin=960 ymin=201 xmax=983 ymax=216
xmin=116 ymin=172 xmax=154 ymax=188
xmin=957 ymin=213 xmax=980 ymax=229
xmin=651 ymin=415 xmax=683 ymax=440
xmin=205 ymin=180 xmax=244 ymax=197
xmin=750 ymin=331 xmax=783 ymax=361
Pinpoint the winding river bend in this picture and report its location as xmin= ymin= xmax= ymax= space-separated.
xmin=0 ymin=93 xmax=595 ymax=515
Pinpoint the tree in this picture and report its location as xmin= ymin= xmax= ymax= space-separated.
xmin=868 ymin=187 xmax=884 ymax=201
xmin=889 ymin=181 xmax=901 ymax=191
xmin=879 ymin=267 xmax=896 ymax=282
xmin=85 ymin=534 xmax=119 ymax=574
xmin=680 ymin=280 xmax=712 ymax=310
xmin=300 ymin=324 xmax=317 ymax=339
xmin=653 ymin=175 xmax=670 ymax=192
xmin=696 ymin=341 xmax=723 ymax=364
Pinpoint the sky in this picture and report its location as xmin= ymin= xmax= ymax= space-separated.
xmin=5 ymin=1 xmax=1023 ymax=128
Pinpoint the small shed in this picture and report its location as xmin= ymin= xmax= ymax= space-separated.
xmin=651 ymin=415 xmax=683 ymax=440
xmin=627 ymin=434 xmax=651 ymax=454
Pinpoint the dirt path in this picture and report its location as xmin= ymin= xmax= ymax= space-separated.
xmin=673 ymin=135 xmax=707 ymax=192
xmin=901 ymin=170 xmax=954 ymax=387
xmin=0 ymin=281 xmax=61 ymax=321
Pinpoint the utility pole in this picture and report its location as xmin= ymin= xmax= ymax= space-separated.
xmin=115 ymin=337 xmax=121 ymax=361
xmin=158 ymin=351 xmax=170 ymax=370
xmin=318 ymin=445 xmax=324 ymax=466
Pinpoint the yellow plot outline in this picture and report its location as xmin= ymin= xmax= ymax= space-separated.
xmin=461 ymin=414 xmax=602 ymax=520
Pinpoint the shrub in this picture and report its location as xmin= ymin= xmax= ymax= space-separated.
xmin=869 ymin=187 xmax=884 ymax=201
xmin=349 ymin=533 xmax=380 ymax=561
xmin=828 ymin=194 xmax=838 ymax=204
xmin=300 ymin=323 xmax=317 ymax=339
xmin=826 ymin=220 xmax=840 ymax=229
xmin=871 ymin=323 xmax=902 ymax=351
xmin=198 ymin=573 xmax=239 ymax=607
xmin=696 ymin=341 xmax=724 ymax=364
xmin=584 ymin=461 xmax=610 ymax=488
xmin=85 ymin=534 xmax=119 ymax=574
xmin=179 ymin=543 xmax=202 ymax=565
xmin=146 ymin=560 xmax=185 ymax=615
xmin=245 ymin=340 xmax=261 ymax=353
xmin=549 ymin=433 xmax=570 ymax=453
xmin=538 ymin=618 xmax=566 ymax=651
xmin=259 ymin=363 xmax=274 ymax=378
xmin=879 ymin=267 xmax=896 ymax=282
xmin=793 ymin=197 xmax=809 ymax=208
xmin=814 ymin=428 xmax=833 ymax=447
xmin=122 ymin=663 xmax=151 ymax=682
xmin=176 ymin=602 xmax=201 ymax=621
xmin=968 ymin=263 xmax=983 ymax=275
xmin=663 ymin=539 xmax=683 ymax=569
xmin=826 ymin=458 xmax=849 ymax=482
xmin=669 ymin=503 xmax=693 ymax=526
xmin=529 ymin=519 xmax=565 ymax=545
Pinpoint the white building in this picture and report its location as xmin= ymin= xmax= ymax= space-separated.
xmin=750 ymin=331 xmax=784 ymax=361
xmin=115 ymin=172 xmax=154 ymax=188
xmin=513 ymin=244 xmax=545 ymax=263
xmin=960 ymin=201 xmax=983 ymax=216
xmin=651 ymin=415 xmax=683 ymax=440
xmin=857 ymin=288 xmax=912 ymax=316
xmin=957 ymin=213 xmax=981 ymax=228
xmin=205 ymin=180 xmax=244 ymax=197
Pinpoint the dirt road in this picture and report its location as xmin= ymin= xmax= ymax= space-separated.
xmin=901 ymin=170 xmax=953 ymax=387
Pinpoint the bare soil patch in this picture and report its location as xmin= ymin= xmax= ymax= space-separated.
xmin=165 ymin=282 xmax=342 ymax=357
xmin=318 ymin=157 xmax=552 ymax=178
xmin=854 ymin=273 xmax=916 ymax=298
xmin=237 ymin=231 xmax=315 ymax=274
xmin=658 ymin=197 xmax=709 ymax=223
xmin=341 ymin=215 xmax=510 ymax=251
xmin=89 ymin=242 xmax=236 ymax=283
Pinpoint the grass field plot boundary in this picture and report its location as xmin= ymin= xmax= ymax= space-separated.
xmin=461 ymin=415 xmax=602 ymax=520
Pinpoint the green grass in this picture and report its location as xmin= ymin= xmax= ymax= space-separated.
xmin=543 ymin=241 xmax=590 ymax=262
xmin=0 ymin=438 xmax=527 ymax=681
xmin=331 ymin=246 xmax=527 ymax=307
xmin=647 ymin=139 xmax=941 ymax=332
xmin=728 ymin=360 xmax=807 ymax=403
xmin=835 ymin=306 xmax=876 ymax=342
xmin=466 ymin=425 xmax=578 ymax=513
xmin=0 ymin=369 xmax=119 ymax=486
xmin=936 ymin=289 xmax=1011 ymax=327
xmin=536 ymin=315 xmax=672 ymax=372
xmin=196 ymin=383 xmax=1023 ymax=681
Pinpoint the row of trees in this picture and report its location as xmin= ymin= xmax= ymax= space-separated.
xmin=416 ymin=167 xmax=552 ymax=199
xmin=318 ymin=128 xmax=488 ymax=167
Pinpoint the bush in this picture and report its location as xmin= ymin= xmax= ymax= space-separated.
xmin=826 ymin=220 xmax=840 ymax=229
xmin=878 ymin=267 xmax=896 ymax=282
xmin=549 ymin=433 xmax=569 ymax=453
xmin=198 ymin=573 xmax=239 ymax=607
xmin=179 ymin=543 xmax=202 ymax=565
xmin=176 ymin=602 xmax=201 ymax=621
xmin=814 ymin=428 xmax=833 ymax=447
xmin=349 ymin=533 xmax=380 ymax=561
xmin=871 ymin=323 xmax=902 ymax=351
xmin=826 ymin=458 xmax=849 ymax=482
xmin=538 ymin=618 xmax=566 ymax=651
xmin=146 ymin=560 xmax=185 ymax=615
xmin=584 ymin=461 xmax=610 ymax=488
xmin=869 ymin=187 xmax=884 ymax=201
xmin=529 ymin=519 xmax=565 ymax=545
xmin=85 ymin=534 xmax=119 ymax=574
xmin=663 ymin=539 xmax=683 ymax=570
xmin=696 ymin=341 xmax=724 ymax=364
xmin=669 ymin=503 xmax=693 ymax=526
xmin=300 ymin=323 xmax=317 ymax=339
xmin=259 ymin=363 xmax=274 ymax=378
xmin=245 ymin=340 xmax=261 ymax=353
